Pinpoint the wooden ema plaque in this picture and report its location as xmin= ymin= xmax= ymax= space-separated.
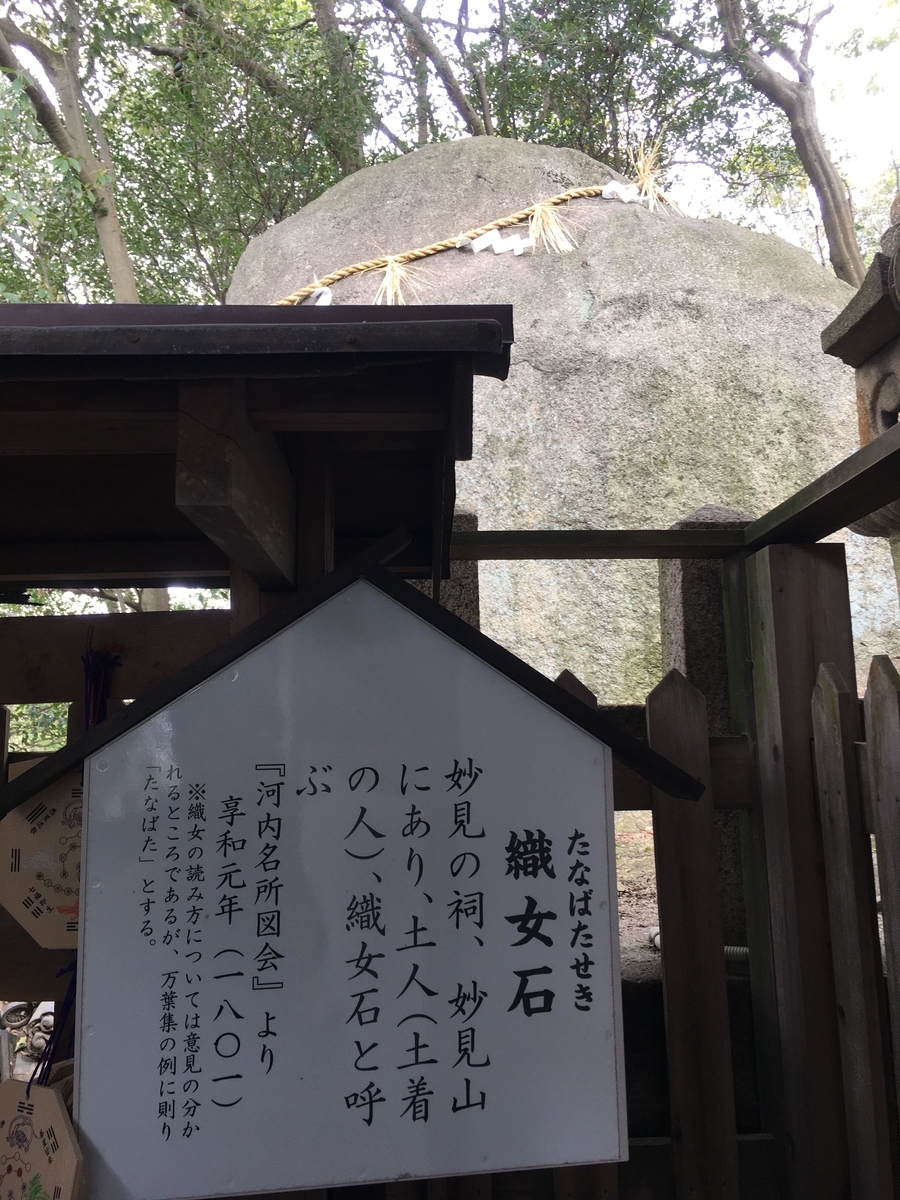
xmin=0 ymin=1079 xmax=83 ymax=1200
xmin=0 ymin=767 xmax=81 ymax=949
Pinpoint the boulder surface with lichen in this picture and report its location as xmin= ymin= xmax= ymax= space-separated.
xmin=229 ymin=136 xmax=899 ymax=699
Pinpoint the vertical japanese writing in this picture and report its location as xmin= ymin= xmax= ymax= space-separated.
xmin=181 ymin=775 xmax=204 ymax=1138
xmin=254 ymin=763 xmax=286 ymax=1077
xmin=162 ymin=771 xmax=182 ymax=953
xmin=340 ymin=757 xmax=492 ymax=1126
xmin=212 ymin=788 xmax=247 ymax=1112
xmin=159 ymin=968 xmax=177 ymax=1142
xmin=139 ymin=770 xmax=159 ymax=946
xmin=393 ymin=760 xmax=442 ymax=1124
xmin=343 ymin=764 xmax=388 ymax=1125
xmin=504 ymin=828 xmax=557 ymax=1019
xmin=445 ymin=759 xmax=489 ymax=1115
xmin=566 ymin=829 xmax=594 ymax=1012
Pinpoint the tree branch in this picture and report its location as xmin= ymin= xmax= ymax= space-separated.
xmin=0 ymin=24 xmax=82 ymax=172
xmin=0 ymin=6 xmax=140 ymax=300
xmin=454 ymin=0 xmax=493 ymax=134
xmin=674 ymin=0 xmax=865 ymax=285
xmin=166 ymin=0 xmax=366 ymax=175
xmin=377 ymin=0 xmax=485 ymax=135
xmin=0 ymin=14 xmax=66 ymax=75
xmin=145 ymin=43 xmax=187 ymax=61
xmin=165 ymin=0 xmax=304 ymax=107
xmin=309 ymin=0 xmax=366 ymax=172
xmin=376 ymin=118 xmax=411 ymax=152
xmin=801 ymin=5 xmax=833 ymax=68
xmin=659 ymin=27 xmax=726 ymax=64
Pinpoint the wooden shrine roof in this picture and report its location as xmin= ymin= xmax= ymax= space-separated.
xmin=0 ymin=304 xmax=512 ymax=587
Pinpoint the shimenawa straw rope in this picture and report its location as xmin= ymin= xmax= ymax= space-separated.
xmin=271 ymin=182 xmax=618 ymax=307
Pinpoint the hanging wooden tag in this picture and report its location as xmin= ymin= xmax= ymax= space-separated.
xmin=0 ymin=768 xmax=81 ymax=949
xmin=0 ymin=1079 xmax=82 ymax=1200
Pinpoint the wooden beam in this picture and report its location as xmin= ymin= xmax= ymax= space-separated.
xmin=450 ymin=529 xmax=747 ymax=559
xmin=449 ymin=353 xmax=474 ymax=461
xmin=553 ymin=1164 xmax=617 ymax=1200
xmin=557 ymin=678 xmax=751 ymax=810
xmin=647 ymin=669 xmax=740 ymax=1198
xmin=0 ymin=540 xmax=228 ymax=586
xmin=812 ymin=662 xmax=894 ymax=1199
xmin=451 ymin=425 xmax=900 ymax=559
xmin=176 ymin=380 xmax=296 ymax=589
xmin=743 ymin=420 xmax=900 ymax=549
xmin=248 ymin=375 xmax=450 ymax=435
xmin=0 ymin=610 xmax=231 ymax=703
xmin=614 ymin=736 xmax=752 ymax=810
xmin=0 ymin=411 xmax=175 ymax=455
xmin=0 ymin=530 xmax=413 ymax=819
xmin=0 ymin=317 xmax=505 ymax=363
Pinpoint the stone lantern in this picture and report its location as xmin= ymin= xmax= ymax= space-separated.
xmin=823 ymin=195 xmax=900 ymax=591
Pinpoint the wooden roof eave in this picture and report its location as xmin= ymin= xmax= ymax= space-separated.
xmin=0 ymin=305 xmax=513 ymax=381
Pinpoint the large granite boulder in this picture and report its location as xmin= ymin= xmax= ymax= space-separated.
xmin=229 ymin=136 xmax=899 ymax=700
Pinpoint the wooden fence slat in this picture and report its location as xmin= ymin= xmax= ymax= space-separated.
xmin=812 ymin=663 xmax=894 ymax=1198
xmin=722 ymin=554 xmax=784 ymax=1141
xmin=743 ymin=544 xmax=853 ymax=1199
xmin=647 ymin=669 xmax=740 ymax=1199
xmin=426 ymin=1178 xmax=457 ymax=1200
xmin=552 ymin=1164 xmax=617 ymax=1200
xmin=386 ymin=1183 xmax=426 ymax=1200
xmin=457 ymin=1175 xmax=492 ymax=1200
xmin=865 ymin=654 xmax=900 ymax=1123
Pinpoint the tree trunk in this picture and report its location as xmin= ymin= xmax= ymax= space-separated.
xmin=91 ymin=180 xmax=140 ymax=303
xmin=0 ymin=16 xmax=141 ymax=303
xmin=709 ymin=0 xmax=866 ymax=289
xmin=783 ymin=91 xmax=866 ymax=288
xmin=310 ymin=0 xmax=366 ymax=174
xmin=378 ymin=0 xmax=485 ymax=136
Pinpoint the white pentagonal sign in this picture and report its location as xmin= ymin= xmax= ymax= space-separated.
xmin=77 ymin=576 xmax=625 ymax=1199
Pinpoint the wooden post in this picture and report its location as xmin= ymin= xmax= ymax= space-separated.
xmin=721 ymin=555 xmax=784 ymax=1143
xmin=812 ymin=662 xmax=895 ymax=1198
xmin=291 ymin=433 xmax=334 ymax=588
xmin=742 ymin=543 xmax=854 ymax=1199
xmin=647 ymin=669 xmax=739 ymax=1200
xmin=176 ymin=380 xmax=297 ymax=589
xmin=0 ymin=705 xmax=8 ymax=784
xmin=865 ymin=655 xmax=900 ymax=1122
xmin=230 ymin=561 xmax=262 ymax=636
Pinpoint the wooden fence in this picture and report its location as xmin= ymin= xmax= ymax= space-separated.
xmin=242 ymin=539 xmax=900 ymax=1200
xmin=376 ymin=542 xmax=900 ymax=1200
xmin=3 ymin=433 xmax=900 ymax=1199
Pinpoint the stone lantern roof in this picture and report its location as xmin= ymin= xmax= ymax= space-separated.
xmin=821 ymin=196 xmax=900 ymax=540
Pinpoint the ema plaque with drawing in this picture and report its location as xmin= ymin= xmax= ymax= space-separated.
xmin=0 ymin=767 xmax=82 ymax=949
